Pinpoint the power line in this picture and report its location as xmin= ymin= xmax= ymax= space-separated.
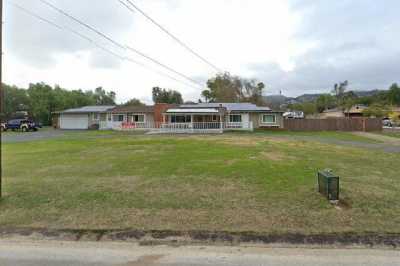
xmin=125 ymin=45 xmax=201 ymax=85
xmin=119 ymin=0 xmax=223 ymax=73
xmin=38 ymin=0 xmax=203 ymax=87
xmin=8 ymin=1 xmax=201 ymax=90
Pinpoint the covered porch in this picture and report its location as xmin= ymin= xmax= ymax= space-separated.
xmin=162 ymin=108 xmax=223 ymax=133
xmin=160 ymin=108 xmax=253 ymax=133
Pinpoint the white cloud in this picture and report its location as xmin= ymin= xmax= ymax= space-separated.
xmin=4 ymin=0 xmax=400 ymax=102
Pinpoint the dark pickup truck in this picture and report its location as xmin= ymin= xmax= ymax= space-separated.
xmin=4 ymin=119 xmax=40 ymax=132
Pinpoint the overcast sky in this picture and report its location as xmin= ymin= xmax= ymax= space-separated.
xmin=4 ymin=0 xmax=400 ymax=103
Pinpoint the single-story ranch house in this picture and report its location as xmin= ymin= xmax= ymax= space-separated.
xmin=52 ymin=105 xmax=115 ymax=129
xmin=54 ymin=103 xmax=283 ymax=133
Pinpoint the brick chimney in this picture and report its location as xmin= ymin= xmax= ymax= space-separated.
xmin=153 ymin=103 xmax=176 ymax=123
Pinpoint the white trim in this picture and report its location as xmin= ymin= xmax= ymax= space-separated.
xmin=112 ymin=114 xmax=126 ymax=122
xmin=260 ymin=113 xmax=277 ymax=124
xmin=129 ymin=113 xmax=146 ymax=123
xmin=229 ymin=114 xmax=242 ymax=123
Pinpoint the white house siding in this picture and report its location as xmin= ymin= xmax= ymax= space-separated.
xmin=250 ymin=112 xmax=284 ymax=128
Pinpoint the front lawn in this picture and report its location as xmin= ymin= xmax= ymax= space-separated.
xmin=380 ymin=131 xmax=400 ymax=139
xmin=1 ymin=131 xmax=399 ymax=234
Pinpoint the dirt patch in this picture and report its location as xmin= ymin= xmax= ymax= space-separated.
xmin=224 ymin=159 xmax=239 ymax=165
xmin=121 ymin=255 xmax=165 ymax=266
xmin=258 ymin=151 xmax=295 ymax=161
xmin=219 ymin=136 xmax=264 ymax=147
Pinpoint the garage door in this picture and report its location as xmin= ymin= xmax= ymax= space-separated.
xmin=60 ymin=114 xmax=89 ymax=129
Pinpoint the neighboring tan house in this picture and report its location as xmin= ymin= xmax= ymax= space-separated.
xmin=53 ymin=106 xmax=115 ymax=129
xmin=344 ymin=104 xmax=367 ymax=118
xmin=319 ymin=104 xmax=368 ymax=119
xmin=320 ymin=108 xmax=345 ymax=119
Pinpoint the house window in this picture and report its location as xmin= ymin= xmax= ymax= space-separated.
xmin=212 ymin=115 xmax=218 ymax=121
xmin=171 ymin=115 xmax=191 ymax=123
xmin=261 ymin=114 xmax=276 ymax=124
xmin=112 ymin=114 xmax=124 ymax=122
xmin=132 ymin=114 xmax=145 ymax=122
xmin=229 ymin=114 xmax=242 ymax=123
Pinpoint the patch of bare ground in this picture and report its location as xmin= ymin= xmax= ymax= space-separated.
xmin=258 ymin=151 xmax=295 ymax=161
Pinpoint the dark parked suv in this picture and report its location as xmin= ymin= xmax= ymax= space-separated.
xmin=5 ymin=119 xmax=39 ymax=132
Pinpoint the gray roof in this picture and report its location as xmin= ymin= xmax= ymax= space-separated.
xmin=179 ymin=102 xmax=271 ymax=112
xmin=60 ymin=105 xmax=115 ymax=114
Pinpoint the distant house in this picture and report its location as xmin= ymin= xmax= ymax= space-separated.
xmin=320 ymin=108 xmax=345 ymax=119
xmin=344 ymin=104 xmax=367 ymax=118
xmin=319 ymin=104 xmax=368 ymax=119
xmin=55 ymin=102 xmax=283 ymax=133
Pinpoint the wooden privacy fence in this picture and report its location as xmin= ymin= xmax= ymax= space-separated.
xmin=284 ymin=118 xmax=382 ymax=132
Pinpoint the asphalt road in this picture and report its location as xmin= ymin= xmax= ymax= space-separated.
xmin=0 ymin=240 xmax=399 ymax=266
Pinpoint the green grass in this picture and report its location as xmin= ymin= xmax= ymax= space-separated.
xmin=380 ymin=131 xmax=400 ymax=139
xmin=1 ymin=131 xmax=399 ymax=234
xmin=248 ymin=129 xmax=381 ymax=143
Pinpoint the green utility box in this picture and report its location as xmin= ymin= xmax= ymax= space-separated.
xmin=318 ymin=170 xmax=339 ymax=201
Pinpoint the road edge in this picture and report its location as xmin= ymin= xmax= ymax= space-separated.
xmin=0 ymin=228 xmax=399 ymax=248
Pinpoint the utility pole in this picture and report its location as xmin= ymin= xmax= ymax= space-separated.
xmin=0 ymin=0 xmax=3 ymax=199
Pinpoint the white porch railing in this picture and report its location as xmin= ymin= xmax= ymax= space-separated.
xmin=99 ymin=121 xmax=122 ymax=130
xmin=100 ymin=121 xmax=253 ymax=132
xmin=160 ymin=122 xmax=223 ymax=133
xmin=224 ymin=122 xmax=253 ymax=130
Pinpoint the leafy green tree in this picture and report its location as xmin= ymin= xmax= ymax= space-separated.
xmin=27 ymin=82 xmax=55 ymax=125
xmin=202 ymin=73 xmax=266 ymax=104
xmin=332 ymin=80 xmax=348 ymax=107
xmin=152 ymin=87 xmax=183 ymax=104
xmin=287 ymin=102 xmax=317 ymax=115
xmin=1 ymin=83 xmax=29 ymax=121
xmin=362 ymin=103 xmax=390 ymax=118
xmin=387 ymin=83 xmax=400 ymax=105
xmin=1 ymin=82 xmax=116 ymax=125
xmin=93 ymin=87 xmax=116 ymax=105
xmin=201 ymin=89 xmax=212 ymax=103
xmin=316 ymin=94 xmax=336 ymax=112
xmin=123 ymin=98 xmax=145 ymax=106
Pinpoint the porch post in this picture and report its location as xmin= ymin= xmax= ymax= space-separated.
xmin=220 ymin=113 xmax=223 ymax=133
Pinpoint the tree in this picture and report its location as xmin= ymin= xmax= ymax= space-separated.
xmin=387 ymin=83 xmax=400 ymax=105
xmin=202 ymin=72 xmax=266 ymax=104
xmin=287 ymin=102 xmax=317 ymax=115
xmin=152 ymin=87 xmax=183 ymax=104
xmin=201 ymin=90 xmax=212 ymax=103
xmin=315 ymin=94 xmax=335 ymax=113
xmin=332 ymin=80 xmax=348 ymax=107
xmin=123 ymin=98 xmax=145 ymax=106
xmin=362 ymin=103 xmax=390 ymax=118
xmin=93 ymin=87 xmax=116 ymax=105
xmin=1 ymin=83 xmax=29 ymax=121
xmin=1 ymin=82 xmax=117 ymax=125
xmin=27 ymin=82 xmax=55 ymax=125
